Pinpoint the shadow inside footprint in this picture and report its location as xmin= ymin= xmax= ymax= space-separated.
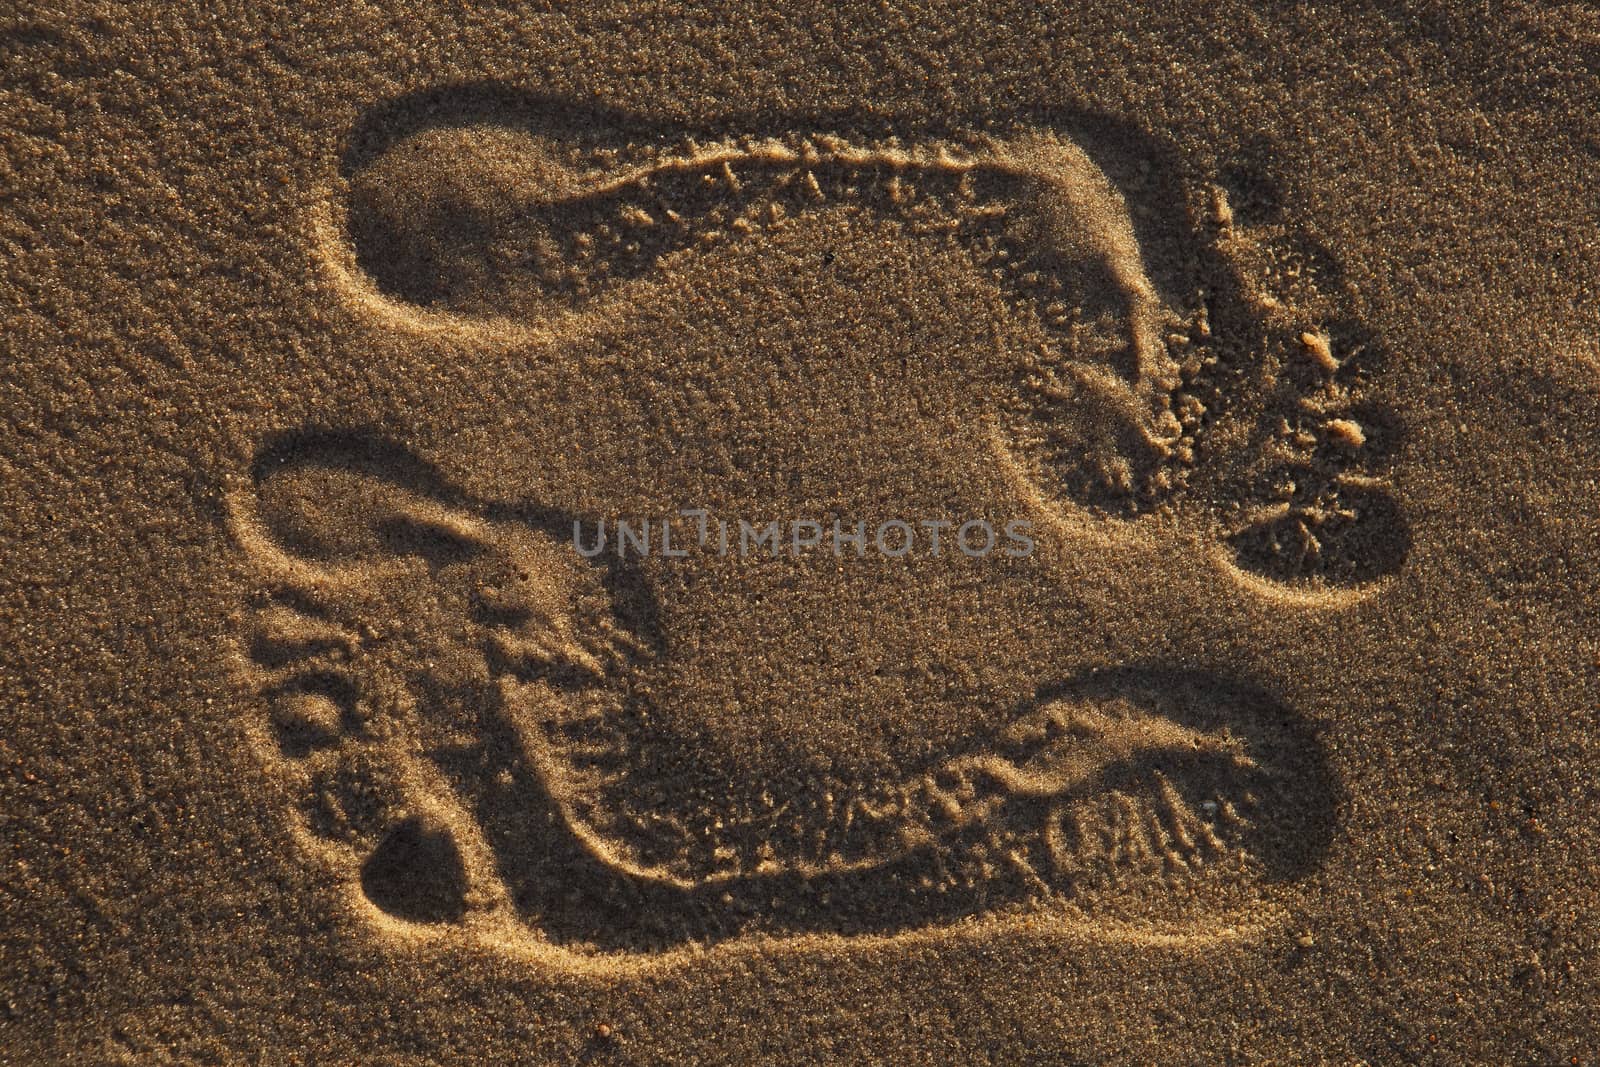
xmin=360 ymin=815 xmax=469 ymax=924
xmin=471 ymin=664 xmax=1339 ymax=952
xmin=1046 ymin=667 xmax=1340 ymax=885
xmin=1227 ymin=479 xmax=1412 ymax=588
xmin=251 ymin=431 xmax=467 ymax=564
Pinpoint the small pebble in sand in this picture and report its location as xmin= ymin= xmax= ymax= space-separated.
xmin=1325 ymin=418 xmax=1366 ymax=448
xmin=1298 ymin=330 xmax=1339 ymax=372
xmin=1210 ymin=185 xmax=1234 ymax=228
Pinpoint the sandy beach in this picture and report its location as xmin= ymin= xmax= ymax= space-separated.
xmin=3 ymin=3 xmax=1598 ymax=1062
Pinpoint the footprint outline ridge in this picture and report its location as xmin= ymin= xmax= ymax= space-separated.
xmin=231 ymin=428 xmax=1340 ymax=956
xmin=333 ymin=87 xmax=1410 ymax=593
